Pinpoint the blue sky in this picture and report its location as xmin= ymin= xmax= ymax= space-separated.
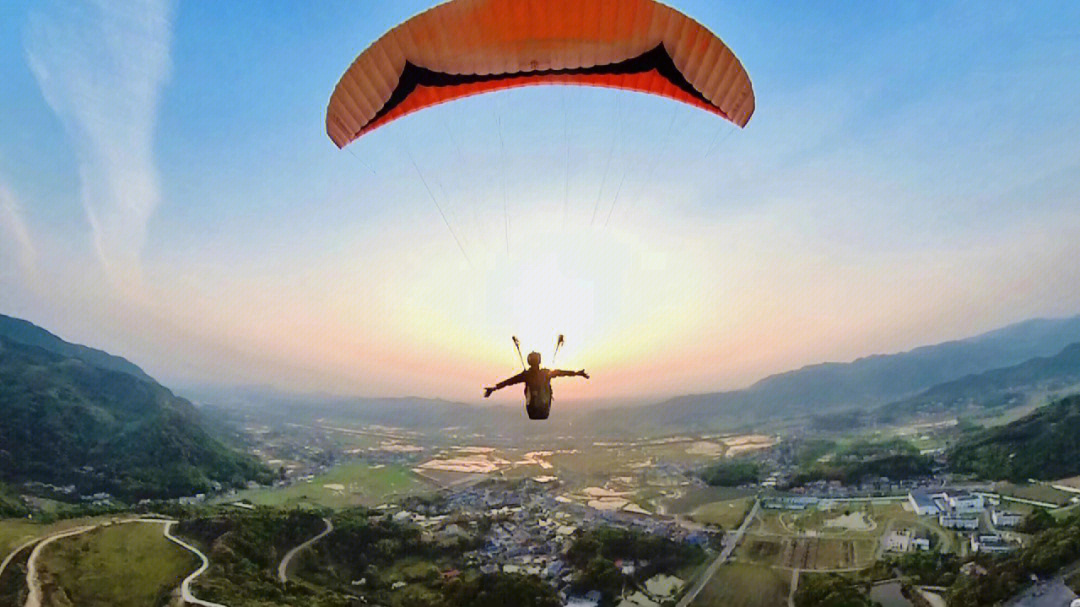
xmin=2 ymin=1 xmax=1079 ymax=402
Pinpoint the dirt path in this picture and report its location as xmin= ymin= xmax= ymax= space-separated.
xmin=22 ymin=525 xmax=96 ymax=607
xmin=0 ymin=537 xmax=43 ymax=583
xmin=161 ymin=521 xmax=227 ymax=607
xmin=277 ymin=518 xmax=333 ymax=584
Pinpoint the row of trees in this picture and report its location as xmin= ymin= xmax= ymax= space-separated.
xmin=700 ymin=460 xmax=760 ymax=487
xmin=566 ymin=525 xmax=707 ymax=606
xmin=793 ymin=574 xmax=877 ymax=607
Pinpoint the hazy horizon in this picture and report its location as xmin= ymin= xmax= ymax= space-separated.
xmin=3 ymin=1 xmax=1080 ymax=405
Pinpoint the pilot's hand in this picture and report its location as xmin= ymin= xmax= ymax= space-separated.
xmin=484 ymin=387 xmax=495 ymax=398
xmin=579 ymin=370 xmax=589 ymax=379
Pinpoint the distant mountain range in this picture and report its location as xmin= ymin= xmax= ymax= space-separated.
xmin=589 ymin=315 xmax=1080 ymax=433
xmin=0 ymin=315 xmax=271 ymax=501
xmin=877 ymin=342 xmax=1080 ymax=423
xmin=192 ymin=315 xmax=1080 ymax=437
xmin=948 ymin=394 xmax=1080 ymax=482
xmin=188 ymin=384 xmax=533 ymax=439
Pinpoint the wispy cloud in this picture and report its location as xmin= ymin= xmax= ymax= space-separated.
xmin=0 ymin=182 xmax=38 ymax=283
xmin=26 ymin=0 xmax=175 ymax=288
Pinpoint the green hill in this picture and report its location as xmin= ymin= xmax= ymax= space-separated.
xmin=0 ymin=327 xmax=271 ymax=502
xmin=0 ymin=314 xmax=153 ymax=382
xmin=947 ymin=394 xmax=1080 ymax=482
xmin=878 ymin=342 xmax=1080 ymax=422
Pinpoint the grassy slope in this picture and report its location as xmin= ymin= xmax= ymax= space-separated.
xmin=0 ymin=517 xmax=114 ymax=559
xmin=39 ymin=522 xmax=195 ymax=607
xmin=689 ymin=497 xmax=754 ymax=529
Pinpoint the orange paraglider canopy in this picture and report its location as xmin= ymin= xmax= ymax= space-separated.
xmin=326 ymin=0 xmax=755 ymax=148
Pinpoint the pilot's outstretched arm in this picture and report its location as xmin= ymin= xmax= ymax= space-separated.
xmin=484 ymin=371 xmax=526 ymax=397
xmin=551 ymin=369 xmax=589 ymax=379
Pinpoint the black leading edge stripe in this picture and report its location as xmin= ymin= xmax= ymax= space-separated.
xmin=357 ymin=44 xmax=721 ymax=137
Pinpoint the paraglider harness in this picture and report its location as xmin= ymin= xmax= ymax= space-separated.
xmin=524 ymin=374 xmax=553 ymax=420
xmin=514 ymin=335 xmax=563 ymax=420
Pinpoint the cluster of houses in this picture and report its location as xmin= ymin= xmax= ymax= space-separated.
xmin=389 ymin=479 xmax=709 ymax=607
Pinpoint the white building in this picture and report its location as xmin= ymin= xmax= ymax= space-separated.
xmin=946 ymin=491 xmax=984 ymax=514
xmin=939 ymin=513 xmax=979 ymax=530
xmin=991 ymin=510 xmax=1023 ymax=527
xmin=971 ymin=534 xmax=1015 ymax=554
xmin=908 ymin=491 xmax=941 ymax=516
xmin=763 ymin=496 xmax=819 ymax=510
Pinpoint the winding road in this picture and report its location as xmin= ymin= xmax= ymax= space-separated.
xmin=162 ymin=520 xmax=228 ymax=607
xmin=278 ymin=518 xmax=333 ymax=584
xmin=22 ymin=525 xmax=97 ymax=607
xmin=8 ymin=517 xmax=224 ymax=607
xmin=0 ymin=535 xmax=50 ymax=585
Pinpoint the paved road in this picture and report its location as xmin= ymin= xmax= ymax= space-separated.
xmin=162 ymin=521 xmax=228 ymax=607
xmin=22 ymin=525 xmax=96 ymax=607
xmin=917 ymin=587 xmax=947 ymax=607
xmin=788 ymin=568 xmax=800 ymax=607
xmin=676 ymin=499 xmax=761 ymax=607
xmin=278 ymin=518 xmax=334 ymax=584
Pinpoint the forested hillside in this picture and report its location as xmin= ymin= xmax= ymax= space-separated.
xmin=0 ymin=314 xmax=153 ymax=381
xmin=947 ymin=394 xmax=1080 ymax=482
xmin=0 ymin=332 xmax=271 ymax=501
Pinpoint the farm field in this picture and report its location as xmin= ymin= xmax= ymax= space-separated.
xmin=38 ymin=521 xmax=195 ymax=607
xmin=739 ymin=501 xmax=961 ymax=569
xmin=661 ymin=486 xmax=758 ymax=516
xmin=227 ymin=462 xmax=429 ymax=508
xmin=993 ymin=482 xmax=1076 ymax=506
xmin=691 ymin=563 xmax=789 ymax=607
xmin=737 ymin=536 xmax=869 ymax=570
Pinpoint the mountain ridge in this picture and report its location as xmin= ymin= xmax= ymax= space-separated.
xmin=0 ymin=313 xmax=153 ymax=382
xmin=593 ymin=314 xmax=1080 ymax=431
xmin=878 ymin=341 xmax=1080 ymax=423
xmin=0 ymin=318 xmax=272 ymax=501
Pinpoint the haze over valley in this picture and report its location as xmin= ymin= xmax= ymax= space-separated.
xmin=3 ymin=1 xmax=1080 ymax=606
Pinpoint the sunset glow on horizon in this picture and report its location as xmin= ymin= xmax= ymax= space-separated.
xmin=3 ymin=1 xmax=1080 ymax=404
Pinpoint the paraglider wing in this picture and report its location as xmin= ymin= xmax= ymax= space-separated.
xmin=326 ymin=0 xmax=755 ymax=148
